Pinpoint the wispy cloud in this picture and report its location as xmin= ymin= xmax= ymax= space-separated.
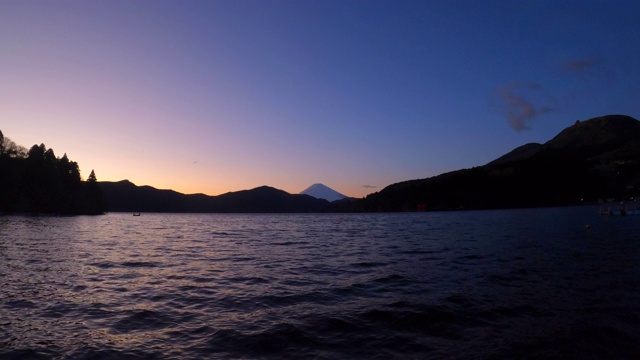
xmin=494 ymin=56 xmax=614 ymax=132
xmin=361 ymin=184 xmax=377 ymax=189
xmin=495 ymin=82 xmax=557 ymax=132
xmin=562 ymin=56 xmax=606 ymax=80
xmin=558 ymin=55 xmax=615 ymax=108
xmin=562 ymin=56 xmax=614 ymax=99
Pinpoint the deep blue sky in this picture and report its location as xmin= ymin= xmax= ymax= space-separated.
xmin=2 ymin=0 xmax=639 ymax=197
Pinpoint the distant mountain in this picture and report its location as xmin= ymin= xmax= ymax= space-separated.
xmin=99 ymin=181 xmax=328 ymax=213
xmin=489 ymin=115 xmax=640 ymax=165
xmin=488 ymin=142 xmax=543 ymax=166
xmin=100 ymin=114 xmax=640 ymax=213
xmin=328 ymin=114 xmax=640 ymax=212
xmin=300 ymin=183 xmax=348 ymax=202
xmin=546 ymin=115 xmax=640 ymax=150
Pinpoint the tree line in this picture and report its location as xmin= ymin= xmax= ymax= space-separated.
xmin=0 ymin=130 xmax=105 ymax=215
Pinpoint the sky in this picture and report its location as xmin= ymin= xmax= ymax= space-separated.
xmin=1 ymin=0 xmax=639 ymax=198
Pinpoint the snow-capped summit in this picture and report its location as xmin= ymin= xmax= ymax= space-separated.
xmin=300 ymin=183 xmax=348 ymax=202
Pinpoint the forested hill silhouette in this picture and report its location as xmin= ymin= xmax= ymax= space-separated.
xmin=99 ymin=181 xmax=328 ymax=213
xmin=329 ymin=114 xmax=640 ymax=212
xmin=0 ymin=131 xmax=105 ymax=215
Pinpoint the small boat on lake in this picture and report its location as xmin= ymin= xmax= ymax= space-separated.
xmin=133 ymin=213 xmax=141 ymax=216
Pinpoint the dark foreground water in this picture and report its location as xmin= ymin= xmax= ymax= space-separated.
xmin=1 ymin=207 xmax=640 ymax=359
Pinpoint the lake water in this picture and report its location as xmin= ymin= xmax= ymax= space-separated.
xmin=1 ymin=207 xmax=640 ymax=359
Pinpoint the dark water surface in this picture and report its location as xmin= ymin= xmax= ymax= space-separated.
xmin=2 ymin=207 xmax=640 ymax=359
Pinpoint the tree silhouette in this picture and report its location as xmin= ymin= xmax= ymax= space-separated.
xmin=59 ymin=154 xmax=81 ymax=183
xmin=28 ymin=143 xmax=46 ymax=160
xmin=88 ymin=169 xmax=97 ymax=182
xmin=44 ymin=148 xmax=56 ymax=163
xmin=82 ymin=169 xmax=104 ymax=214
xmin=1 ymin=137 xmax=26 ymax=158
xmin=0 ymin=130 xmax=105 ymax=214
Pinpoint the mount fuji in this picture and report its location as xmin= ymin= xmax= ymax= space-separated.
xmin=300 ymin=183 xmax=348 ymax=202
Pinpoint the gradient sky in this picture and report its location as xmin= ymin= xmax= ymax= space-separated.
xmin=2 ymin=0 xmax=639 ymax=198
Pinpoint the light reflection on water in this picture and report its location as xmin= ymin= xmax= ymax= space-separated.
xmin=1 ymin=208 xmax=640 ymax=359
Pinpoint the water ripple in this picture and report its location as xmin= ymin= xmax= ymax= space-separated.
xmin=1 ymin=209 xmax=640 ymax=359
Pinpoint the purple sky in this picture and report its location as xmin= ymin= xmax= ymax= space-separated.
xmin=2 ymin=0 xmax=639 ymax=198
